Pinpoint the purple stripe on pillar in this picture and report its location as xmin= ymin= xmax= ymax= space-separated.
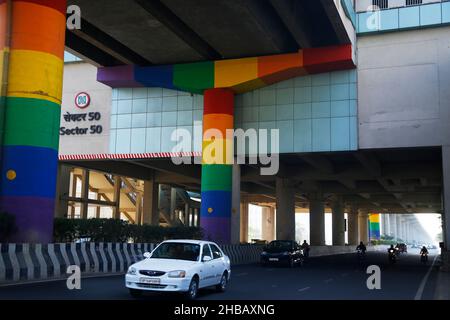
xmin=200 ymin=217 xmax=231 ymax=245
xmin=97 ymin=65 xmax=143 ymax=88
xmin=0 ymin=196 xmax=54 ymax=243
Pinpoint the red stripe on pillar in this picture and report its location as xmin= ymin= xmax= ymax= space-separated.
xmin=13 ymin=0 xmax=67 ymax=16
xmin=203 ymin=88 xmax=234 ymax=116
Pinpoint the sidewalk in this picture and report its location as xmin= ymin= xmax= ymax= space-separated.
xmin=434 ymin=270 xmax=450 ymax=300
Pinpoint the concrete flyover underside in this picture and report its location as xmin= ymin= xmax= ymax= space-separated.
xmin=62 ymin=146 xmax=443 ymax=215
xmin=65 ymin=0 xmax=350 ymax=66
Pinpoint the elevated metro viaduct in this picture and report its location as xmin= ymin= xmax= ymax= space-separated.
xmin=0 ymin=0 xmax=449 ymax=268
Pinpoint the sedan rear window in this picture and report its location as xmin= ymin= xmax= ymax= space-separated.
xmin=267 ymin=241 xmax=293 ymax=250
xmin=151 ymin=243 xmax=200 ymax=261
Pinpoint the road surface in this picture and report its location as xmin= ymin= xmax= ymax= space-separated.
xmin=0 ymin=250 xmax=443 ymax=300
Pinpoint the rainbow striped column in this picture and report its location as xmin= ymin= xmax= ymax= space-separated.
xmin=0 ymin=0 xmax=66 ymax=243
xmin=201 ymin=89 xmax=234 ymax=244
xmin=369 ymin=214 xmax=381 ymax=240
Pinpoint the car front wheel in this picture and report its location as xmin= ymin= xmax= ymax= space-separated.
xmin=185 ymin=278 xmax=199 ymax=300
xmin=216 ymin=272 xmax=228 ymax=292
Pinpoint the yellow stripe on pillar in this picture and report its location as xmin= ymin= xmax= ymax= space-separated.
xmin=202 ymin=138 xmax=234 ymax=165
xmin=214 ymin=57 xmax=259 ymax=92
xmin=7 ymin=49 xmax=64 ymax=104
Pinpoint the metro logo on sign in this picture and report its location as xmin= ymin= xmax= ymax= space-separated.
xmin=75 ymin=92 xmax=91 ymax=109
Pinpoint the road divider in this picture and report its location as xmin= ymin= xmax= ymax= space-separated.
xmin=0 ymin=243 xmax=156 ymax=284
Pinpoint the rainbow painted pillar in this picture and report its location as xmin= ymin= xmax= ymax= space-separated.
xmin=0 ymin=0 xmax=66 ymax=243
xmin=369 ymin=214 xmax=381 ymax=241
xmin=201 ymin=89 xmax=234 ymax=244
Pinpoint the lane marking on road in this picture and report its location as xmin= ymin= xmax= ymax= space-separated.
xmin=414 ymin=255 xmax=438 ymax=300
xmin=324 ymin=278 xmax=334 ymax=283
xmin=298 ymin=287 xmax=311 ymax=292
xmin=236 ymin=272 xmax=248 ymax=277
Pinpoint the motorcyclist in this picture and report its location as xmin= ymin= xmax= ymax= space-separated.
xmin=420 ymin=246 xmax=429 ymax=263
xmin=420 ymin=246 xmax=429 ymax=255
xmin=301 ymin=240 xmax=310 ymax=258
xmin=388 ymin=245 xmax=397 ymax=263
xmin=356 ymin=241 xmax=367 ymax=254
xmin=420 ymin=246 xmax=428 ymax=254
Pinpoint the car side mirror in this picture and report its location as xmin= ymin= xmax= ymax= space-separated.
xmin=202 ymin=256 xmax=212 ymax=262
xmin=143 ymin=252 xmax=151 ymax=259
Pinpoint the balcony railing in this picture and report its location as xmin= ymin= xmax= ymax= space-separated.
xmin=357 ymin=1 xmax=450 ymax=34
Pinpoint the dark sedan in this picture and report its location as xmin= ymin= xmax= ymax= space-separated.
xmin=260 ymin=240 xmax=304 ymax=267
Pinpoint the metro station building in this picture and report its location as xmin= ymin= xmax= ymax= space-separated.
xmin=0 ymin=0 xmax=449 ymax=266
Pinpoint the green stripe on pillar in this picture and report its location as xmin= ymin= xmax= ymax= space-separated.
xmin=173 ymin=61 xmax=214 ymax=94
xmin=3 ymin=97 xmax=61 ymax=150
xmin=201 ymin=164 xmax=232 ymax=192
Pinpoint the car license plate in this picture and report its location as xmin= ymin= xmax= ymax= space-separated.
xmin=139 ymin=278 xmax=160 ymax=285
xmin=269 ymin=258 xmax=279 ymax=262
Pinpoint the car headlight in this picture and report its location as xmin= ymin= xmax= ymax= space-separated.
xmin=168 ymin=270 xmax=186 ymax=278
xmin=127 ymin=267 xmax=137 ymax=275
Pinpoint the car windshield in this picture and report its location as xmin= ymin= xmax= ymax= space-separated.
xmin=267 ymin=241 xmax=292 ymax=250
xmin=150 ymin=243 xmax=200 ymax=261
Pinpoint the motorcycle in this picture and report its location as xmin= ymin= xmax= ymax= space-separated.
xmin=357 ymin=248 xmax=365 ymax=261
xmin=420 ymin=252 xmax=428 ymax=264
xmin=388 ymin=249 xmax=397 ymax=264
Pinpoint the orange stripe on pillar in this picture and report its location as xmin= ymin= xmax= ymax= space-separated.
xmin=203 ymin=114 xmax=234 ymax=137
xmin=0 ymin=2 xmax=7 ymax=51
xmin=11 ymin=1 xmax=66 ymax=59
xmin=258 ymin=51 xmax=306 ymax=85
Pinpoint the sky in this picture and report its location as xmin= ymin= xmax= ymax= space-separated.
xmin=414 ymin=213 xmax=442 ymax=243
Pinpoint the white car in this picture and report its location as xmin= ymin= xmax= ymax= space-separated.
xmin=125 ymin=240 xmax=231 ymax=299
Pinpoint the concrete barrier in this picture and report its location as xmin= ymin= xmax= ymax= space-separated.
xmin=222 ymin=244 xmax=263 ymax=265
xmin=308 ymin=245 xmax=354 ymax=257
xmin=0 ymin=243 xmax=157 ymax=285
xmin=308 ymin=245 xmax=381 ymax=257
xmin=0 ymin=243 xmax=264 ymax=285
